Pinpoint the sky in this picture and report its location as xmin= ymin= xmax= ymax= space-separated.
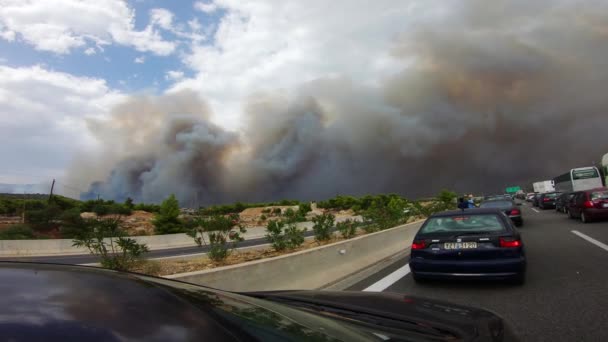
xmin=0 ymin=0 xmax=417 ymax=197
xmin=2 ymin=0 xmax=607 ymax=203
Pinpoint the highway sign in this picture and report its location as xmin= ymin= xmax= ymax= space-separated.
xmin=505 ymin=186 xmax=521 ymax=193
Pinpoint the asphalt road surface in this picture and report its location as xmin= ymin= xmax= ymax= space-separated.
xmin=346 ymin=202 xmax=608 ymax=341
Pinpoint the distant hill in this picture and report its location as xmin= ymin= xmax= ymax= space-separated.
xmin=0 ymin=193 xmax=50 ymax=200
xmin=0 ymin=183 xmax=49 ymax=194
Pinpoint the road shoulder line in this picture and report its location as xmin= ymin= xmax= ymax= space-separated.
xmin=363 ymin=264 xmax=411 ymax=292
xmin=571 ymin=230 xmax=608 ymax=252
xmin=321 ymin=250 xmax=410 ymax=291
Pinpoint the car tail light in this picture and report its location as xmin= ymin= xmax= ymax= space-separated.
xmin=499 ymin=237 xmax=522 ymax=248
xmin=510 ymin=209 xmax=521 ymax=215
xmin=543 ymin=198 xmax=551 ymax=202
xmin=411 ymin=241 xmax=426 ymax=250
xmin=584 ymin=200 xmax=595 ymax=208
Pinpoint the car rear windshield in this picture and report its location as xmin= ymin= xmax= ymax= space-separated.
xmin=590 ymin=191 xmax=608 ymax=200
xmin=479 ymin=201 xmax=512 ymax=208
xmin=419 ymin=214 xmax=506 ymax=235
xmin=544 ymin=193 xmax=561 ymax=198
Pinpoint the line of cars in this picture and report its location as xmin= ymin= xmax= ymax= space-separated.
xmin=527 ymin=188 xmax=608 ymax=223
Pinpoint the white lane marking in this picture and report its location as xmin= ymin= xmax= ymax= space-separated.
xmin=363 ymin=264 xmax=410 ymax=292
xmin=571 ymin=230 xmax=608 ymax=252
xmin=531 ymin=208 xmax=540 ymax=213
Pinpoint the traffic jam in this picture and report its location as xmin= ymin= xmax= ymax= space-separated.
xmin=407 ymin=152 xmax=608 ymax=285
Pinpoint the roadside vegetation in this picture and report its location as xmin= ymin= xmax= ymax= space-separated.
xmin=71 ymin=216 xmax=149 ymax=271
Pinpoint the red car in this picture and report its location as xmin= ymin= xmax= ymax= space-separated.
xmin=567 ymin=188 xmax=608 ymax=223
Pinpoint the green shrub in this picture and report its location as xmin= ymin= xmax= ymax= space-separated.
xmin=260 ymin=214 xmax=267 ymax=220
xmin=0 ymin=224 xmax=35 ymax=240
xmin=59 ymin=208 xmax=87 ymax=238
xmin=336 ymin=219 xmax=357 ymax=239
xmin=72 ymin=217 xmax=149 ymax=271
xmin=153 ymin=194 xmax=184 ymax=234
xmin=186 ymin=213 xmax=245 ymax=262
xmin=298 ymin=202 xmax=312 ymax=214
xmin=272 ymin=208 xmax=282 ymax=214
xmin=265 ymin=220 xmax=305 ymax=251
xmin=312 ymin=213 xmax=335 ymax=242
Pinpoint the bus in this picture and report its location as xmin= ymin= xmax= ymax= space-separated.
xmin=553 ymin=166 xmax=603 ymax=192
xmin=602 ymin=153 xmax=608 ymax=186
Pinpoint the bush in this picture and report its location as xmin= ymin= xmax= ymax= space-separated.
xmin=336 ymin=219 xmax=357 ymax=239
xmin=186 ymin=213 xmax=246 ymax=262
xmin=265 ymin=220 xmax=305 ymax=251
xmin=59 ymin=208 xmax=87 ymax=238
xmin=266 ymin=220 xmax=288 ymax=251
xmin=0 ymin=224 xmax=35 ymax=240
xmin=133 ymin=203 xmax=161 ymax=213
xmin=153 ymin=194 xmax=184 ymax=234
xmin=26 ymin=204 xmax=62 ymax=231
xmin=72 ymin=217 xmax=149 ymax=271
xmin=312 ymin=213 xmax=335 ymax=242
xmin=260 ymin=214 xmax=267 ymax=220
xmin=272 ymin=208 xmax=282 ymax=214
xmin=298 ymin=202 xmax=312 ymax=214
xmin=362 ymin=197 xmax=411 ymax=231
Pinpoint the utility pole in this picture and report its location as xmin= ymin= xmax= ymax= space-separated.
xmin=22 ymin=191 xmax=26 ymax=223
xmin=48 ymin=179 xmax=55 ymax=203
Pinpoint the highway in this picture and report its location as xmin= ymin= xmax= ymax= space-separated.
xmin=345 ymin=202 xmax=608 ymax=341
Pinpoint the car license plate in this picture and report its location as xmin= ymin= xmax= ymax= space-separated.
xmin=444 ymin=242 xmax=478 ymax=249
xmin=603 ymin=203 xmax=608 ymax=208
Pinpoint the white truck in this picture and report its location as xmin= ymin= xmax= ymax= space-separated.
xmin=533 ymin=180 xmax=555 ymax=193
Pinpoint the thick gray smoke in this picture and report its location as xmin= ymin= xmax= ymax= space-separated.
xmin=75 ymin=0 xmax=608 ymax=204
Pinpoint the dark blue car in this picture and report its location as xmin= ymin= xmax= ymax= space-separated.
xmin=409 ymin=208 xmax=526 ymax=284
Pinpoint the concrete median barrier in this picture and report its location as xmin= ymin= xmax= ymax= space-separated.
xmin=0 ymin=227 xmax=269 ymax=257
xmin=166 ymin=220 xmax=424 ymax=291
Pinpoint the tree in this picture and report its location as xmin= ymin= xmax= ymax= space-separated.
xmin=0 ymin=224 xmax=35 ymax=240
xmin=153 ymin=194 xmax=184 ymax=234
xmin=437 ymin=189 xmax=457 ymax=209
xmin=186 ymin=213 xmax=246 ymax=262
xmin=124 ymin=197 xmax=135 ymax=210
xmin=312 ymin=213 xmax=335 ymax=242
xmin=72 ymin=217 xmax=149 ymax=271
xmin=336 ymin=219 xmax=357 ymax=239
xmin=265 ymin=219 xmax=306 ymax=251
xmin=59 ymin=208 xmax=88 ymax=238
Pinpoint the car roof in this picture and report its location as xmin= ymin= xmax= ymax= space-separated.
xmin=429 ymin=208 xmax=505 ymax=217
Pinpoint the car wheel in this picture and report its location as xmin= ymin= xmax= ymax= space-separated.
xmin=581 ymin=212 xmax=592 ymax=223
xmin=515 ymin=221 xmax=523 ymax=227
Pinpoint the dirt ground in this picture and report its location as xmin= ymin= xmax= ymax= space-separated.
xmin=80 ymin=210 xmax=156 ymax=236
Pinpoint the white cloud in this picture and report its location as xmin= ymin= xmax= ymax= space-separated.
xmin=0 ymin=65 xmax=124 ymax=182
xmin=165 ymin=70 xmax=184 ymax=81
xmin=84 ymin=47 xmax=96 ymax=55
xmin=134 ymin=56 xmax=145 ymax=64
xmin=171 ymin=0 xmax=418 ymax=129
xmin=150 ymin=8 xmax=173 ymax=30
xmin=194 ymin=1 xmax=218 ymax=14
xmin=0 ymin=0 xmax=176 ymax=55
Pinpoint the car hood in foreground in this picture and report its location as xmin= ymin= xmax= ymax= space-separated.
xmin=0 ymin=262 xmax=517 ymax=341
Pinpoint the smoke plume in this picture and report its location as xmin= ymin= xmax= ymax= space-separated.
xmin=74 ymin=0 xmax=608 ymax=204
